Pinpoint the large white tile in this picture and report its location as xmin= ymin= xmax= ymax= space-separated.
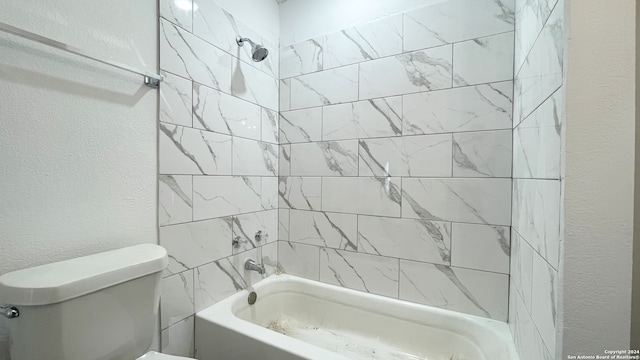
xmin=451 ymin=223 xmax=510 ymax=274
xmin=261 ymin=241 xmax=280 ymax=277
xmin=261 ymin=37 xmax=279 ymax=79
xmin=323 ymin=97 xmax=402 ymax=141
xmin=514 ymin=2 xmax=563 ymax=123
xmin=515 ymin=0 xmax=558 ymax=73
xmin=512 ymin=179 xmax=561 ymax=268
xmin=261 ymin=108 xmax=279 ymax=144
xmin=160 ymin=0 xmax=192 ymax=31
xmin=231 ymin=60 xmax=279 ymax=111
xmin=289 ymin=210 xmax=357 ymax=251
xmin=159 ymin=175 xmax=193 ymax=227
xmin=322 ymin=177 xmax=402 ymax=217
xmin=279 ymin=177 xmax=322 ymax=210
xmin=160 ymin=71 xmax=192 ymax=127
xmin=513 ymin=89 xmax=563 ymax=178
xmin=161 ymin=271 xmax=194 ymax=329
xmin=320 ymin=249 xmax=399 ymax=298
xmin=509 ymin=290 xmax=554 ymax=360
xmin=161 ymin=316 xmax=194 ymax=358
xmin=194 ymin=248 xmax=273 ymax=313
xmin=194 ymin=258 xmax=241 ymax=312
xmin=279 ymin=145 xmax=291 ymax=176
xmin=233 ymin=138 xmax=277 ymax=176
xmin=358 ymin=216 xmax=451 ymax=264
xmin=278 ymin=208 xmax=290 ymax=241
xmin=511 ymin=229 xmax=534 ymax=312
xmin=324 ymin=15 xmax=402 ymax=69
xmin=400 ymin=261 xmax=508 ymax=320
xmin=403 ymin=0 xmax=515 ymax=51
xmin=193 ymin=0 xmax=265 ymax=68
xmin=290 ymin=65 xmax=359 ymax=109
xmin=359 ymin=134 xmax=452 ymax=177
xmin=359 ymin=46 xmax=453 ymax=100
xmin=453 ymin=130 xmax=512 ymax=178
xmin=159 ymin=123 xmax=232 ymax=175
xmin=280 ymin=38 xmax=324 ymax=78
xmin=278 ymin=241 xmax=320 ymax=280
xmin=280 ymin=107 xmax=323 ymax=144
xmin=453 ymin=32 xmax=515 ymax=86
xmin=193 ymin=176 xmax=262 ymax=220
xmin=280 ymin=79 xmax=291 ymax=111
xmin=193 ymin=0 xmax=238 ymax=55
xmin=160 ymin=19 xmax=232 ymax=91
xmin=160 ymin=218 xmax=233 ymax=276
xmin=531 ymin=253 xmax=558 ymax=354
xmin=193 ymin=83 xmax=261 ymax=140
xmin=261 ymin=176 xmax=278 ymax=210
xmin=402 ymin=178 xmax=512 ymax=226
xmin=403 ymin=81 xmax=513 ymax=135
xmin=232 ymin=210 xmax=278 ymax=253
xmin=290 ymin=140 xmax=358 ymax=176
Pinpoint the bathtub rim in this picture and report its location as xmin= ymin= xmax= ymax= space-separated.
xmin=195 ymin=274 xmax=519 ymax=360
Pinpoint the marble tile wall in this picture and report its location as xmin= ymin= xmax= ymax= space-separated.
xmin=509 ymin=0 xmax=564 ymax=359
xmin=277 ymin=0 xmax=515 ymax=321
xmin=158 ymin=0 xmax=278 ymax=356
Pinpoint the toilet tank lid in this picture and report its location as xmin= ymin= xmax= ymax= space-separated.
xmin=0 ymin=244 xmax=168 ymax=306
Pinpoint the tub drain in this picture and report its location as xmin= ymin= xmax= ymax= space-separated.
xmin=248 ymin=291 xmax=257 ymax=305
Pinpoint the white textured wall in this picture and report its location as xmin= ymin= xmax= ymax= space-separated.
xmin=0 ymin=0 xmax=158 ymax=358
xmin=563 ymin=0 xmax=635 ymax=355
xmin=278 ymin=0 xmax=445 ymax=45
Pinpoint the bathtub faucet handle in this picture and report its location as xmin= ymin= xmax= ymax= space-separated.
xmin=232 ymin=236 xmax=247 ymax=248
xmin=255 ymin=230 xmax=268 ymax=242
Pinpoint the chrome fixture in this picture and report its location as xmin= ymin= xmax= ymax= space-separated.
xmin=232 ymin=236 xmax=247 ymax=249
xmin=1 ymin=305 xmax=19 ymax=319
xmin=247 ymin=291 xmax=257 ymax=305
xmin=235 ymin=35 xmax=269 ymax=62
xmin=0 ymin=21 xmax=162 ymax=88
xmin=255 ymin=230 xmax=268 ymax=242
xmin=244 ymin=258 xmax=265 ymax=275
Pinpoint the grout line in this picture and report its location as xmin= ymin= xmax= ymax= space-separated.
xmin=513 ymin=85 xmax=563 ymax=129
xmin=282 ymin=79 xmax=514 ymax=114
xmin=161 ymin=208 xmax=278 ymax=228
xmin=450 ymin=133 xmax=455 ymax=178
xmin=512 ymin=228 xmax=560 ymax=273
xmin=279 ymin=30 xmax=516 ymax=81
xmin=285 ymin=208 xmax=510 ymax=229
xmin=280 ymin=128 xmax=514 ymax=147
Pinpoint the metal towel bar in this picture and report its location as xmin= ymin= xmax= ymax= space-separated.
xmin=0 ymin=21 xmax=162 ymax=88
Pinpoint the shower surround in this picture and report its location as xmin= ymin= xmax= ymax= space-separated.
xmin=509 ymin=0 xmax=564 ymax=359
xmin=157 ymin=0 xmax=280 ymax=356
xmin=277 ymin=0 xmax=515 ymax=322
xmin=155 ymin=0 xmax=558 ymax=357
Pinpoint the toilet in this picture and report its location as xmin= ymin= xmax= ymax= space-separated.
xmin=0 ymin=244 xmax=195 ymax=360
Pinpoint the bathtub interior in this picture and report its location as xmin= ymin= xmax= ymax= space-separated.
xmin=235 ymin=289 xmax=484 ymax=360
xmin=224 ymin=275 xmax=517 ymax=360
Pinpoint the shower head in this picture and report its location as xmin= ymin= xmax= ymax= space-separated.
xmin=236 ymin=35 xmax=269 ymax=62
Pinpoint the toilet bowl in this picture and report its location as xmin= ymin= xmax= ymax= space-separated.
xmin=0 ymin=244 xmax=196 ymax=360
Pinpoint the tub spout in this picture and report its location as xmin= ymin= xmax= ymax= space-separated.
xmin=244 ymin=258 xmax=265 ymax=275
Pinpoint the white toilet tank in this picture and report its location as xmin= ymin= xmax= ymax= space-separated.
xmin=0 ymin=244 xmax=168 ymax=360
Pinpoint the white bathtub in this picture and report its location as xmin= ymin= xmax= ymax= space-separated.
xmin=195 ymin=275 xmax=519 ymax=360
